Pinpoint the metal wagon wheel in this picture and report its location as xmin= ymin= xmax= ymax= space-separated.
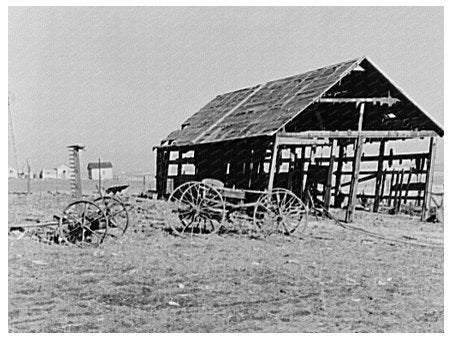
xmin=167 ymin=181 xmax=226 ymax=237
xmin=93 ymin=196 xmax=130 ymax=239
xmin=253 ymin=188 xmax=308 ymax=236
xmin=60 ymin=200 xmax=109 ymax=247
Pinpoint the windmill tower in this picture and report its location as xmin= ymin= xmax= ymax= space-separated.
xmin=68 ymin=144 xmax=85 ymax=200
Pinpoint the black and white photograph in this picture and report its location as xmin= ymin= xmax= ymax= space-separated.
xmin=7 ymin=3 xmax=445 ymax=333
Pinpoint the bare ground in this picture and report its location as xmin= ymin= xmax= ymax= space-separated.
xmin=8 ymin=191 xmax=443 ymax=332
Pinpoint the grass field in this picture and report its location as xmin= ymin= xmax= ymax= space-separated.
xmin=8 ymin=178 xmax=147 ymax=196
xmin=8 ymin=188 xmax=443 ymax=332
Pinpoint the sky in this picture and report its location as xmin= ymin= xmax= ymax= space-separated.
xmin=8 ymin=6 xmax=444 ymax=175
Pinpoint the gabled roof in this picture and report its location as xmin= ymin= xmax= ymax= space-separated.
xmin=161 ymin=57 xmax=443 ymax=147
xmin=87 ymin=162 xmax=113 ymax=170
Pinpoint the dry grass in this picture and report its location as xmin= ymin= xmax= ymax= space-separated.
xmin=8 ymin=192 xmax=443 ymax=332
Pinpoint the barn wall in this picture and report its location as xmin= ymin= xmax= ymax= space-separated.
xmin=88 ymin=168 xmax=113 ymax=180
xmin=155 ymin=136 xmax=273 ymax=196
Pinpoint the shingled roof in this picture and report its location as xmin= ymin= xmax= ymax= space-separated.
xmin=161 ymin=56 xmax=443 ymax=147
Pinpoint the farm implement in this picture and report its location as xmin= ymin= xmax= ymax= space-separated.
xmin=165 ymin=179 xmax=310 ymax=237
xmin=8 ymin=185 xmax=130 ymax=247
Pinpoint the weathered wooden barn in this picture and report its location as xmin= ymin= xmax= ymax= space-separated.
xmin=155 ymin=56 xmax=443 ymax=222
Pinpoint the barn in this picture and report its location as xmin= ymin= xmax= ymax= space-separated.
xmin=40 ymin=168 xmax=58 ymax=180
xmin=87 ymin=162 xmax=114 ymax=180
xmin=155 ymin=57 xmax=443 ymax=222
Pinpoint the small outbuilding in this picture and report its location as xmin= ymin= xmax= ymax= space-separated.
xmin=155 ymin=56 xmax=443 ymax=222
xmin=40 ymin=168 xmax=58 ymax=179
xmin=56 ymin=164 xmax=71 ymax=180
xmin=87 ymin=162 xmax=113 ymax=180
xmin=8 ymin=167 xmax=18 ymax=178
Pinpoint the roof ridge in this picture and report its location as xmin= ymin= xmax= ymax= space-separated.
xmin=214 ymin=56 xmax=364 ymax=98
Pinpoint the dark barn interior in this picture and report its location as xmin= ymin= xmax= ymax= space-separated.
xmin=155 ymin=57 xmax=443 ymax=222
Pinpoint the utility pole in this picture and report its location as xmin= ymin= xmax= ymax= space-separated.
xmin=26 ymin=159 xmax=31 ymax=194
xmin=98 ymin=157 xmax=102 ymax=193
xmin=8 ymin=95 xmax=19 ymax=172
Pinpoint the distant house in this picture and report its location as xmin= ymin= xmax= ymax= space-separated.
xmin=56 ymin=164 xmax=71 ymax=180
xmin=8 ymin=167 xmax=18 ymax=178
xmin=87 ymin=162 xmax=113 ymax=180
xmin=40 ymin=168 xmax=58 ymax=179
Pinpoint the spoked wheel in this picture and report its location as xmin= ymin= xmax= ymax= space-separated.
xmin=167 ymin=182 xmax=226 ymax=237
xmin=253 ymin=188 xmax=308 ymax=236
xmin=60 ymin=200 xmax=109 ymax=247
xmin=93 ymin=196 xmax=129 ymax=240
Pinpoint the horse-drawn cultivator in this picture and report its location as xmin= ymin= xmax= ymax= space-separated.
xmin=9 ymin=185 xmax=130 ymax=247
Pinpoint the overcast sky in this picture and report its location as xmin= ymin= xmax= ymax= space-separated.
xmin=8 ymin=6 xmax=443 ymax=175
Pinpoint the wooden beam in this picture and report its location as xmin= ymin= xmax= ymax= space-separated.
xmin=156 ymin=149 xmax=170 ymax=198
xmin=267 ymin=136 xmax=280 ymax=192
xmin=317 ymin=95 xmax=400 ymax=106
xmin=277 ymin=136 xmax=330 ymax=146
xmin=396 ymin=169 xmax=405 ymax=213
xmin=403 ymin=169 xmax=413 ymax=204
xmin=379 ymin=170 xmax=387 ymax=204
xmin=279 ymin=130 xmax=438 ymax=139
xmin=336 ymin=169 xmax=426 ymax=176
xmin=356 ymin=194 xmax=424 ymax=201
xmin=324 ymin=141 xmax=336 ymax=210
xmin=422 ymin=137 xmax=437 ymax=221
xmin=345 ymin=103 xmax=366 ymax=223
xmin=373 ymin=140 xmax=386 ymax=212
xmin=261 ymin=152 xmax=429 ymax=164
xmin=299 ymin=146 xmax=306 ymax=197
xmin=334 ymin=144 xmax=345 ymax=207
xmin=388 ymin=169 xmax=396 ymax=207
xmin=341 ymin=173 xmax=377 ymax=188
xmin=286 ymin=147 xmax=295 ymax=190
xmin=192 ymin=83 xmax=265 ymax=143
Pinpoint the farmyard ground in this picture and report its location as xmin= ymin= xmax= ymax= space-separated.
xmin=8 ymin=189 xmax=443 ymax=332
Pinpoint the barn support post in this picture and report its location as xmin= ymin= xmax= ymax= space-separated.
xmin=299 ymin=146 xmax=306 ymax=197
xmin=373 ymin=140 xmax=386 ymax=212
xmin=393 ymin=171 xmax=401 ymax=208
xmin=267 ymin=135 xmax=280 ymax=192
xmin=345 ymin=136 xmax=364 ymax=222
xmin=422 ymin=137 xmax=437 ymax=221
xmin=176 ymin=150 xmax=182 ymax=177
xmin=416 ymin=156 xmax=425 ymax=206
xmin=156 ymin=148 xmax=169 ymax=198
xmin=324 ymin=140 xmax=336 ymax=210
xmin=345 ymin=102 xmax=365 ymax=223
xmin=388 ymin=169 xmax=396 ymax=206
xmin=334 ymin=143 xmax=345 ymax=207
xmin=403 ymin=168 xmax=413 ymax=204
xmin=379 ymin=170 xmax=387 ymax=203
xmin=249 ymin=149 xmax=258 ymax=190
xmin=287 ymin=146 xmax=295 ymax=190
xmin=396 ymin=169 xmax=405 ymax=213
